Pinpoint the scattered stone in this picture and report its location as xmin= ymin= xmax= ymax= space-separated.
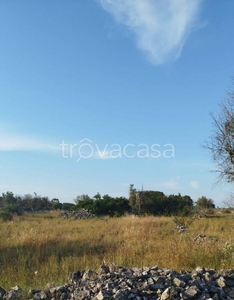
xmin=174 ymin=225 xmax=188 ymax=233
xmin=193 ymin=234 xmax=219 ymax=243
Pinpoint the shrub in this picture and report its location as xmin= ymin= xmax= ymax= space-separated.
xmin=173 ymin=215 xmax=196 ymax=228
xmin=0 ymin=209 xmax=13 ymax=221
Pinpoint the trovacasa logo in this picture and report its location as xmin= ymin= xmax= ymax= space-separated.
xmin=59 ymin=138 xmax=175 ymax=163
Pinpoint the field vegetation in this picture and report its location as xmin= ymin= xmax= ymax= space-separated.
xmin=1 ymin=211 xmax=234 ymax=293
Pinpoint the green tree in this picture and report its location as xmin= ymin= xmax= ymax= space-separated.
xmin=142 ymin=191 xmax=166 ymax=215
xmin=51 ymin=198 xmax=62 ymax=210
xmin=40 ymin=196 xmax=52 ymax=210
xmin=21 ymin=194 xmax=34 ymax=211
xmin=0 ymin=209 xmax=13 ymax=221
xmin=166 ymin=194 xmax=193 ymax=216
xmin=114 ymin=197 xmax=131 ymax=216
xmin=2 ymin=191 xmax=17 ymax=206
xmin=93 ymin=194 xmax=130 ymax=217
xmin=93 ymin=192 xmax=101 ymax=200
xmin=74 ymin=198 xmax=94 ymax=213
xmin=93 ymin=194 xmax=113 ymax=215
xmin=196 ymin=196 xmax=215 ymax=209
xmin=180 ymin=195 xmax=194 ymax=215
xmin=20 ymin=194 xmax=52 ymax=211
xmin=0 ymin=191 xmax=23 ymax=216
xmin=62 ymin=203 xmax=75 ymax=210
xmin=74 ymin=194 xmax=90 ymax=204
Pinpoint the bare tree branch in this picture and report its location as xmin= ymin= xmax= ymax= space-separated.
xmin=203 ymin=79 xmax=234 ymax=185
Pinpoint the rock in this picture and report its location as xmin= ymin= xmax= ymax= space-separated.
xmin=212 ymin=294 xmax=219 ymax=300
xmin=49 ymin=285 xmax=68 ymax=297
xmin=32 ymin=291 xmax=48 ymax=299
xmin=97 ymin=265 xmax=110 ymax=275
xmin=3 ymin=286 xmax=23 ymax=300
xmin=183 ymin=285 xmax=201 ymax=298
xmin=224 ymin=287 xmax=234 ymax=298
xmin=59 ymin=209 xmax=96 ymax=220
xmin=217 ymin=276 xmax=226 ymax=288
xmin=195 ymin=266 xmax=205 ymax=274
xmin=173 ymin=277 xmax=186 ymax=287
xmin=82 ymin=270 xmax=98 ymax=281
xmin=96 ymin=289 xmax=113 ymax=299
xmin=161 ymin=287 xmax=176 ymax=299
xmin=0 ymin=287 xmax=6 ymax=299
xmin=69 ymin=270 xmax=84 ymax=284
xmin=28 ymin=289 xmax=41 ymax=297
xmin=3 ymin=263 xmax=234 ymax=299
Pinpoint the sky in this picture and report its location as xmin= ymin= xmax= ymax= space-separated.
xmin=0 ymin=0 xmax=234 ymax=207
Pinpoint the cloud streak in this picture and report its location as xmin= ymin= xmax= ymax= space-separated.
xmin=0 ymin=131 xmax=59 ymax=152
xmin=162 ymin=177 xmax=181 ymax=190
xmin=189 ymin=180 xmax=199 ymax=189
xmin=98 ymin=0 xmax=203 ymax=64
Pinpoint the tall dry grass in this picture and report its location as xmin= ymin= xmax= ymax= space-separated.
xmin=1 ymin=212 xmax=234 ymax=293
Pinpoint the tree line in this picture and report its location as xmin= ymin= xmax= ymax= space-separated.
xmin=0 ymin=191 xmax=74 ymax=221
xmin=0 ymin=187 xmax=215 ymax=221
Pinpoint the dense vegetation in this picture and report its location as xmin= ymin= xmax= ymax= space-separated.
xmin=0 ymin=192 xmax=74 ymax=221
xmin=0 ymin=186 xmax=216 ymax=221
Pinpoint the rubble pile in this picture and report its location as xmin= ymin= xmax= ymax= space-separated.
xmin=59 ymin=209 xmax=96 ymax=220
xmin=2 ymin=263 xmax=234 ymax=299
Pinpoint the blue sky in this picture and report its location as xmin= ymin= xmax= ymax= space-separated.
xmin=0 ymin=0 xmax=234 ymax=206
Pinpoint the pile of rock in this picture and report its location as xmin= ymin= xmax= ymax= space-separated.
xmin=2 ymin=263 xmax=234 ymax=299
xmin=59 ymin=209 xmax=96 ymax=220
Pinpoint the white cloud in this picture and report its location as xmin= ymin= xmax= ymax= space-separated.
xmin=189 ymin=180 xmax=199 ymax=189
xmin=162 ymin=177 xmax=181 ymax=190
xmin=98 ymin=0 xmax=203 ymax=64
xmin=0 ymin=130 xmax=59 ymax=152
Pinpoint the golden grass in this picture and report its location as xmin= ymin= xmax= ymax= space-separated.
xmin=1 ymin=212 xmax=234 ymax=293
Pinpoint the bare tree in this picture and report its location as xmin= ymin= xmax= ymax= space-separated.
xmin=223 ymin=192 xmax=234 ymax=208
xmin=204 ymin=81 xmax=234 ymax=184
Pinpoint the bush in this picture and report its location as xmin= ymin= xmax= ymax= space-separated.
xmin=0 ymin=210 xmax=13 ymax=221
xmin=222 ymin=208 xmax=232 ymax=214
xmin=173 ymin=215 xmax=196 ymax=228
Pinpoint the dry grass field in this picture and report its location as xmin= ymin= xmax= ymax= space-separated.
xmin=1 ymin=212 xmax=234 ymax=292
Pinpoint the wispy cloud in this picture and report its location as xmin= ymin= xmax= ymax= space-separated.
xmin=162 ymin=177 xmax=181 ymax=190
xmin=98 ymin=0 xmax=203 ymax=64
xmin=0 ymin=130 xmax=59 ymax=152
xmin=189 ymin=180 xmax=199 ymax=189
